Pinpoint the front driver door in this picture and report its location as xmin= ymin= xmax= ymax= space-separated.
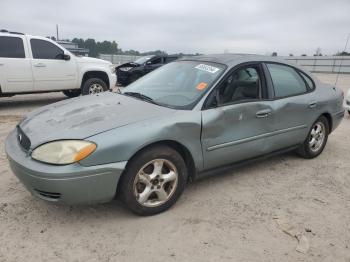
xmin=29 ymin=38 xmax=77 ymax=91
xmin=201 ymin=64 xmax=275 ymax=170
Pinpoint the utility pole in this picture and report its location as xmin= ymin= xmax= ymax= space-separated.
xmin=56 ymin=24 xmax=59 ymax=41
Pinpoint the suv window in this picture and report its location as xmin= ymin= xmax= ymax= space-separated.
xmin=216 ymin=66 xmax=261 ymax=105
xmin=0 ymin=36 xmax=25 ymax=58
xmin=30 ymin=39 xmax=64 ymax=60
xmin=267 ymin=63 xmax=307 ymax=98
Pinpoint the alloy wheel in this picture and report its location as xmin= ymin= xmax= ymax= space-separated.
xmin=133 ymin=159 xmax=178 ymax=207
xmin=88 ymin=83 xmax=104 ymax=94
xmin=309 ymin=122 xmax=326 ymax=152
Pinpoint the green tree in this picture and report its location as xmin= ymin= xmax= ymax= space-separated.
xmin=84 ymin=38 xmax=98 ymax=57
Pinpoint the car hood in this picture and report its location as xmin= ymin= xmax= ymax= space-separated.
xmin=19 ymin=92 xmax=175 ymax=148
xmin=77 ymin=56 xmax=111 ymax=65
xmin=116 ymin=62 xmax=140 ymax=69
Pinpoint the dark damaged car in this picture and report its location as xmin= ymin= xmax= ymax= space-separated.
xmin=116 ymin=55 xmax=179 ymax=86
xmin=5 ymin=54 xmax=344 ymax=215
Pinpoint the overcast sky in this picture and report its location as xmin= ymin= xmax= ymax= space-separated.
xmin=1 ymin=0 xmax=349 ymax=55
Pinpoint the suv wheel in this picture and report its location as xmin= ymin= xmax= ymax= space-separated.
xmin=82 ymin=78 xmax=108 ymax=95
xmin=62 ymin=89 xmax=81 ymax=98
xmin=119 ymin=146 xmax=188 ymax=216
xmin=297 ymin=116 xmax=329 ymax=159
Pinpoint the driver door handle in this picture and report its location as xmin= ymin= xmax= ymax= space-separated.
xmin=256 ymin=109 xmax=272 ymax=118
xmin=34 ymin=63 xmax=46 ymax=68
xmin=308 ymin=101 xmax=317 ymax=109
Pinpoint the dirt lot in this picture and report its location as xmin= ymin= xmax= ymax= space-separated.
xmin=0 ymin=74 xmax=349 ymax=262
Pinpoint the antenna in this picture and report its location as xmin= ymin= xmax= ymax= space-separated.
xmin=335 ymin=33 xmax=350 ymax=86
xmin=56 ymin=24 xmax=59 ymax=41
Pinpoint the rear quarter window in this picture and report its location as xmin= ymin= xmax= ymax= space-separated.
xmin=267 ymin=63 xmax=307 ymax=98
xmin=299 ymin=71 xmax=315 ymax=90
xmin=0 ymin=36 xmax=25 ymax=58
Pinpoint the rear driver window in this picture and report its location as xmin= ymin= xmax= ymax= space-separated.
xmin=267 ymin=63 xmax=307 ymax=98
xmin=0 ymin=36 xmax=25 ymax=58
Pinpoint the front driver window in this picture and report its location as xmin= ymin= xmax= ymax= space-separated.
xmin=30 ymin=39 xmax=64 ymax=60
xmin=217 ymin=66 xmax=261 ymax=105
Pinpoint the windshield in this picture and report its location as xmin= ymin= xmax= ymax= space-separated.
xmin=122 ymin=60 xmax=226 ymax=109
xmin=133 ymin=55 xmax=155 ymax=65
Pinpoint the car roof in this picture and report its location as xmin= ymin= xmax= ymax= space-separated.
xmin=179 ymin=53 xmax=297 ymax=68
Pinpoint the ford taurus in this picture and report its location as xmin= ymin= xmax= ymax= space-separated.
xmin=5 ymin=54 xmax=345 ymax=215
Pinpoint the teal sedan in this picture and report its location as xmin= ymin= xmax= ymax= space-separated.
xmin=5 ymin=54 xmax=345 ymax=215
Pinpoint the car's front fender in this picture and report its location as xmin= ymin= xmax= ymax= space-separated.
xmin=79 ymin=110 xmax=204 ymax=172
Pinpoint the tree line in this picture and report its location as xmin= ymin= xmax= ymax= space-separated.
xmin=71 ymin=38 xmax=173 ymax=57
xmin=48 ymin=36 xmax=200 ymax=57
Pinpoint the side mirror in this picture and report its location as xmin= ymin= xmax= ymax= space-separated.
xmin=63 ymin=54 xmax=70 ymax=61
xmin=205 ymin=89 xmax=220 ymax=109
xmin=146 ymin=61 xmax=152 ymax=65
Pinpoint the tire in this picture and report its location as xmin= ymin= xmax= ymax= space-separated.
xmin=62 ymin=89 xmax=81 ymax=98
xmin=119 ymin=145 xmax=188 ymax=216
xmin=81 ymin=78 xmax=108 ymax=95
xmin=297 ymin=116 xmax=329 ymax=159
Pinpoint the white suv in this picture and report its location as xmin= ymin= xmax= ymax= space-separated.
xmin=0 ymin=31 xmax=116 ymax=98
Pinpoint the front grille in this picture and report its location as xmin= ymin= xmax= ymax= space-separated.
xmin=17 ymin=126 xmax=31 ymax=151
xmin=34 ymin=189 xmax=61 ymax=200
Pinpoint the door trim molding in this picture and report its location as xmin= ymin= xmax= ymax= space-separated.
xmin=207 ymin=124 xmax=307 ymax=151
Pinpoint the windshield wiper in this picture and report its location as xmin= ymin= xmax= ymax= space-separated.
xmin=123 ymin=92 xmax=160 ymax=105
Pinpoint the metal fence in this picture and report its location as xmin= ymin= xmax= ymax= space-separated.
xmin=283 ymin=56 xmax=350 ymax=74
xmin=99 ymin=54 xmax=350 ymax=74
xmin=99 ymin=54 xmax=141 ymax=65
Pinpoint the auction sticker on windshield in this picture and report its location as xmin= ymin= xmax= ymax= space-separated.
xmin=195 ymin=64 xmax=220 ymax=74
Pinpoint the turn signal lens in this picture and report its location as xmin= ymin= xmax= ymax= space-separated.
xmin=74 ymin=144 xmax=97 ymax=162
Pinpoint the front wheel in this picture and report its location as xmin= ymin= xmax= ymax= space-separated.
xmin=297 ymin=116 xmax=329 ymax=159
xmin=81 ymin=78 xmax=108 ymax=95
xmin=119 ymin=146 xmax=188 ymax=216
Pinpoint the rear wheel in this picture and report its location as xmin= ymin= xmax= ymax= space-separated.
xmin=119 ymin=146 xmax=187 ymax=216
xmin=297 ymin=116 xmax=329 ymax=158
xmin=62 ymin=89 xmax=81 ymax=98
xmin=81 ymin=78 xmax=108 ymax=95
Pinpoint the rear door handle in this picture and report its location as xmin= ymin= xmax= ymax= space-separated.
xmin=256 ymin=109 xmax=272 ymax=118
xmin=34 ymin=63 xmax=46 ymax=68
xmin=308 ymin=101 xmax=317 ymax=108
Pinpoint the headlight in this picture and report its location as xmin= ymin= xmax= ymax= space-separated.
xmin=119 ymin=67 xmax=133 ymax=72
xmin=31 ymin=140 xmax=97 ymax=165
xmin=109 ymin=65 xmax=116 ymax=73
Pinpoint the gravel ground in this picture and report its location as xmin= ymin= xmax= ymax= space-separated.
xmin=0 ymin=74 xmax=349 ymax=262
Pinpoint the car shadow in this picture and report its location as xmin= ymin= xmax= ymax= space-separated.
xmin=0 ymin=95 xmax=67 ymax=111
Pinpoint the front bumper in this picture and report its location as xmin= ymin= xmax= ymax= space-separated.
xmin=116 ymin=70 xmax=130 ymax=85
xmin=109 ymin=73 xmax=117 ymax=89
xmin=5 ymin=130 xmax=126 ymax=205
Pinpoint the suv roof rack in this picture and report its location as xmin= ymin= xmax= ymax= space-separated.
xmin=0 ymin=29 xmax=24 ymax=35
